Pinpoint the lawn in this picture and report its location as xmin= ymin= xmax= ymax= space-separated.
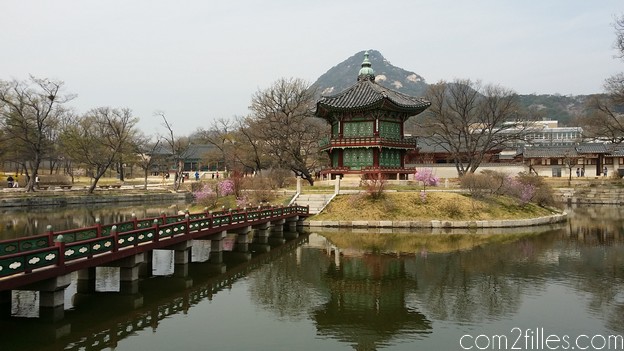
xmin=311 ymin=192 xmax=558 ymax=221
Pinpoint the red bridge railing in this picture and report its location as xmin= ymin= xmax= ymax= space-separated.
xmin=0 ymin=204 xmax=309 ymax=283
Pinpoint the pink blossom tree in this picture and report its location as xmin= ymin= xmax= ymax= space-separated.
xmin=217 ymin=179 xmax=235 ymax=196
xmin=415 ymin=168 xmax=439 ymax=191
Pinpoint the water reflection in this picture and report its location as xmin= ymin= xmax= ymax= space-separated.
xmin=0 ymin=200 xmax=190 ymax=240
xmin=1 ymin=205 xmax=624 ymax=350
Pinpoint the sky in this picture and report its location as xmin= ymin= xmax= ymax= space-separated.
xmin=1 ymin=0 xmax=623 ymax=136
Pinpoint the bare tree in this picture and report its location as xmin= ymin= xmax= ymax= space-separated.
xmin=235 ymin=116 xmax=271 ymax=173
xmin=60 ymin=107 xmax=138 ymax=193
xmin=133 ymin=133 xmax=162 ymax=189
xmin=581 ymin=15 xmax=624 ymax=141
xmin=615 ymin=14 xmax=624 ymax=61
xmin=196 ymin=118 xmax=237 ymax=172
xmin=418 ymin=79 xmax=525 ymax=176
xmin=157 ymin=112 xmax=190 ymax=190
xmin=248 ymin=77 xmax=327 ymax=185
xmin=197 ymin=117 xmax=270 ymax=175
xmin=0 ymin=76 xmax=73 ymax=191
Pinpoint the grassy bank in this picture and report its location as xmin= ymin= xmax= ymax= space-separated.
xmin=311 ymin=192 xmax=558 ymax=221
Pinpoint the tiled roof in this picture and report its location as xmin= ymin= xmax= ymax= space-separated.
xmin=149 ymin=144 xmax=215 ymax=160
xmin=315 ymin=79 xmax=430 ymax=117
xmin=523 ymin=143 xmax=611 ymax=158
xmin=522 ymin=146 xmax=578 ymax=158
xmin=575 ymin=143 xmax=608 ymax=154
xmin=607 ymin=144 xmax=624 ymax=156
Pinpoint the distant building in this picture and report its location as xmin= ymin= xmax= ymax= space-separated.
xmin=518 ymin=120 xmax=583 ymax=146
xmin=314 ymin=51 xmax=430 ymax=180
xmin=148 ymin=144 xmax=219 ymax=175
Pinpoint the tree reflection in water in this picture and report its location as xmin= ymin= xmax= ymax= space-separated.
xmin=1 ymin=205 xmax=624 ymax=350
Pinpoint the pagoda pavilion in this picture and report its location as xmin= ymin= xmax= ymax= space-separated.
xmin=315 ymin=51 xmax=431 ymax=180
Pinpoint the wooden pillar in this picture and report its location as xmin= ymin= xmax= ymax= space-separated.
xmin=338 ymin=149 xmax=344 ymax=167
xmin=373 ymin=148 xmax=379 ymax=168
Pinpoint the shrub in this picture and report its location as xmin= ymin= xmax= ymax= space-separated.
xmin=460 ymin=172 xmax=492 ymax=199
xmin=441 ymin=201 xmax=463 ymax=219
xmin=193 ymin=184 xmax=218 ymax=208
xmin=505 ymin=177 xmax=537 ymax=206
xmin=479 ymin=170 xmax=508 ymax=195
xmin=263 ymin=168 xmax=294 ymax=189
xmin=420 ymin=190 xmax=427 ymax=203
xmin=217 ymin=179 xmax=235 ymax=196
xmin=362 ymin=173 xmax=386 ymax=200
xmin=236 ymin=195 xmax=250 ymax=208
xmin=514 ymin=172 xmax=557 ymax=207
xmin=240 ymin=175 xmax=277 ymax=204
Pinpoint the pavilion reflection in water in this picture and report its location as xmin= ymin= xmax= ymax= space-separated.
xmin=310 ymin=233 xmax=432 ymax=350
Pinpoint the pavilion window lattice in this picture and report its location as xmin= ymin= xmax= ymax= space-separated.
xmin=379 ymin=121 xmax=401 ymax=140
xmin=380 ymin=148 xmax=401 ymax=168
xmin=343 ymin=148 xmax=373 ymax=169
xmin=343 ymin=121 xmax=374 ymax=138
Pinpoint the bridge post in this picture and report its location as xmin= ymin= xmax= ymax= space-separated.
xmin=284 ymin=216 xmax=299 ymax=238
xmin=250 ymin=225 xmax=271 ymax=253
xmin=269 ymin=219 xmax=286 ymax=245
xmin=20 ymin=273 xmax=72 ymax=322
xmin=233 ymin=225 xmax=252 ymax=252
xmin=139 ymin=250 xmax=153 ymax=278
xmin=0 ymin=290 xmax=10 ymax=319
xmin=76 ymin=267 xmax=97 ymax=293
xmin=223 ymin=226 xmax=253 ymax=262
xmin=170 ymin=240 xmax=192 ymax=277
xmin=209 ymin=231 xmax=227 ymax=264
xmin=108 ymin=253 xmax=145 ymax=294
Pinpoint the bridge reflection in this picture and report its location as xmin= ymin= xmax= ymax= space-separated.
xmin=0 ymin=234 xmax=308 ymax=351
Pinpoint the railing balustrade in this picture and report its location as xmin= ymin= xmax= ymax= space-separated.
xmin=0 ymin=204 xmax=309 ymax=281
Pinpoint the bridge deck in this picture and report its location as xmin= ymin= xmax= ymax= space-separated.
xmin=0 ymin=205 xmax=309 ymax=291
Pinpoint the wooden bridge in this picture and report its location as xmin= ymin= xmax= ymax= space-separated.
xmin=0 ymin=204 xmax=309 ymax=321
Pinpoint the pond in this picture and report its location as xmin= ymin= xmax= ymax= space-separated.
xmin=0 ymin=203 xmax=623 ymax=350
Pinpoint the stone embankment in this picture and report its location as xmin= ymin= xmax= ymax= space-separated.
xmin=304 ymin=212 xmax=567 ymax=229
xmin=554 ymin=186 xmax=624 ymax=205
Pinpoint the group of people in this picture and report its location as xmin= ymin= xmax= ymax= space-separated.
xmin=6 ymin=174 xmax=41 ymax=188
xmin=6 ymin=175 xmax=17 ymax=188
xmin=576 ymin=166 xmax=611 ymax=177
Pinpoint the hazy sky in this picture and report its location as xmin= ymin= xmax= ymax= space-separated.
xmin=1 ymin=0 xmax=623 ymax=135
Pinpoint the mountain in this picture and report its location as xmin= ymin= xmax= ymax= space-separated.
xmin=312 ymin=50 xmax=597 ymax=126
xmin=310 ymin=49 xmax=428 ymax=99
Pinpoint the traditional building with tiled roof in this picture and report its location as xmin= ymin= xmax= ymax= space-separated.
xmin=315 ymin=51 xmax=431 ymax=180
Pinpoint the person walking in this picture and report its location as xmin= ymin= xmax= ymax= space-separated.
xmin=7 ymin=175 xmax=13 ymax=188
xmin=604 ymin=166 xmax=608 ymax=177
xmin=576 ymin=168 xmax=580 ymax=177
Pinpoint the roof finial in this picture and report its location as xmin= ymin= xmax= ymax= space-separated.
xmin=358 ymin=51 xmax=375 ymax=82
